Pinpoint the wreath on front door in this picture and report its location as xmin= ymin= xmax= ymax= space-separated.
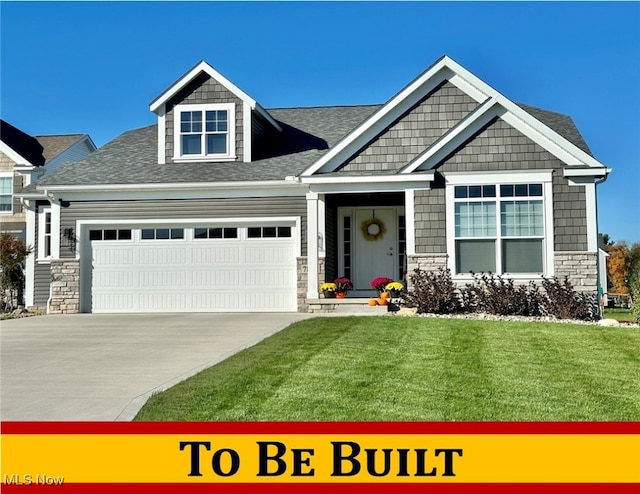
xmin=361 ymin=217 xmax=387 ymax=242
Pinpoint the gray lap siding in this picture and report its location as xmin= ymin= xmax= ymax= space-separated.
xmin=58 ymin=197 xmax=307 ymax=259
xmin=413 ymin=117 xmax=588 ymax=255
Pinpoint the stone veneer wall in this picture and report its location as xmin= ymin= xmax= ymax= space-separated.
xmin=405 ymin=253 xmax=449 ymax=290
xmin=297 ymin=257 xmax=326 ymax=312
xmin=554 ymin=252 xmax=598 ymax=293
xmin=49 ymin=259 xmax=80 ymax=314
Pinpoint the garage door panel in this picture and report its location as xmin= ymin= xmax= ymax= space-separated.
xmin=138 ymin=246 xmax=187 ymax=265
xmin=191 ymin=269 xmax=241 ymax=287
xmin=139 ymin=270 xmax=188 ymax=288
xmin=89 ymin=226 xmax=297 ymax=312
xmin=139 ymin=292 xmax=188 ymax=311
xmin=191 ymin=246 xmax=240 ymax=264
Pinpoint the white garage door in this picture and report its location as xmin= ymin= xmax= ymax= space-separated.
xmin=86 ymin=225 xmax=297 ymax=312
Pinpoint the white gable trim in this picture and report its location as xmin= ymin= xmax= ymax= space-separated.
xmin=302 ymin=55 xmax=606 ymax=177
xmin=0 ymin=141 xmax=35 ymax=167
xmin=149 ymin=61 xmax=281 ymax=132
xmin=300 ymin=58 xmax=461 ymax=176
xmin=400 ymin=97 xmax=502 ymax=174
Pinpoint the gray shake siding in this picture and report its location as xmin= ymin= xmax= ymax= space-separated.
xmin=338 ymin=82 xmax=478 ymax=173
xmin=58 ymin=196 xmax=307 ymax=258
xmin=165 ymin=73 xmax=244 ymax=163
xmin=413 ymin=117 xmax=588 ymax=254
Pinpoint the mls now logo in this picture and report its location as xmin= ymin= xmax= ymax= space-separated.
xmin=4 ymin=473 xmax=64 ymax=485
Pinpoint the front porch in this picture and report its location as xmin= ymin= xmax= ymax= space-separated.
xmin=303 ymin=191 xmax=412 ymax=312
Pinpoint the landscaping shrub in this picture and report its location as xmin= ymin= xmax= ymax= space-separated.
xmin=402 ymin=267 xmax=599 ymax=321
xmin=0 ymin=233 xmax=33 ymax=310
xmin=402 ymin=267 xmax=461 ymax=314
xmin=540 ymin=276 xmax=599 ymax=321
xmin=629 ymin=274 xmax=640 ymax=324
xmin=465 ymin=273 xmax=539 ymax=316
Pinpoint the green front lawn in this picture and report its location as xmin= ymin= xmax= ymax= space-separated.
xmin=134 ymin=316 xmax=640 ymax=421
xmin=604 ymin=308 xmax=636 ymax=322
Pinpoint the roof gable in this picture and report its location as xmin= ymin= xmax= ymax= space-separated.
xmin=149 ymin=61 xmax=281 ymax=131
xmin=0 ymin=119 xmax=45 ymax=166
xmin=36 ymin=134 xmax=88 ymax=163
xmin=301 ymin=55 xmax=606 ymax=176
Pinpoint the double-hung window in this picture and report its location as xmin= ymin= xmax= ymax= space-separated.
xmin=0 ymin=173 xmax=12 ymax=213
xmin=173 ymin=103 xmax=235 ymax=161
xmin=449 ymin=176 xmax=550 ymax=276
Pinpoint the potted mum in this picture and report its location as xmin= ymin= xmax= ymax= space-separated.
xmin=385 ymin=281 xmax=404 ymax=298
xmin=319 ymin=282 xmax=337 ymax=298
xmin=333 ymin=277 xmax=353 ymax=298
xmin=370 ymin=276 xmax=394 ymax=296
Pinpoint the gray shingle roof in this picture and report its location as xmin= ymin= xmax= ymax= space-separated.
xmin=36 ymin=101 xmax=594 ymax=187
xmin=37 ymin=105 xmax=380 ymax=186
xmin=517 ymin=103 xmax=593 ymax=155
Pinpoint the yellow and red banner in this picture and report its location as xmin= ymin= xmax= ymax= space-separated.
xmin=2 ymin=422 xmax=639 ymax=492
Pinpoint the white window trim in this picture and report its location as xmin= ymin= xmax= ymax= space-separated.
xmin=37 ymin=205 xmax=52 ymax=262
xmin=173 ymin=103 xmax=236 ymax=162
xmin=0 ymin=172 xmax=13 ymax=214
xmin=444 ymin=171 xmax=554 ymax=280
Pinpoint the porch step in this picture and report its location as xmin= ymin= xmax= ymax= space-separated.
xmin=307 ymin=297 xmax=392 ymax=315
xmin=333 ymin=304 xmax=388 ymax=315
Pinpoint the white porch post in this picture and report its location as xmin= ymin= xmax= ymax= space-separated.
xmin=306 ymin=191 xmax=319 ymax=299
xmin=318 ymin=193 xmax=326 ymax=258
xmin=405 ymin=189 xmax=416 ymax=256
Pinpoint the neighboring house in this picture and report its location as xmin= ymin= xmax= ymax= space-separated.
xmin=18 ymin=56 xmax=610 ymax=314
xmin=0 ymin=119 xmax=96 ymax=306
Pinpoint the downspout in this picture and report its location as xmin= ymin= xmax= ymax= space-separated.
xmin=594 ymin=170 xmax=611 ymax=319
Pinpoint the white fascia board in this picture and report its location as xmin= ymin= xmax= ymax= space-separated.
xmin=401 ymin=97 xmax=502 ymax=173
xmin=15 ymin=191 xmax=47 ymax=200
xmin=38 ymin=180 xmax=302 ymax=193
xmin=563 ymin=167 xmax=612 ymax=178
xmin=37 ymin=181 xmax=308 ymax=202
xmin=150 ymin=61 xmax=256 ymax=112
xmin=443 ymin=169 xmax=554 ymax=184
xmin=300 ymin=63 xmax=457 ymax=176
xmin=299 ymin=172 xmax=435 ymax=185
xmin=309 ymin=181 xmax=431 ymax=195
xmin=0 ymin=141 xmax=35 ymax=167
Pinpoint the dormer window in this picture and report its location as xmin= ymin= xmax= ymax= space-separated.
xmin=173 ymin=103 xmax=236 ymax=161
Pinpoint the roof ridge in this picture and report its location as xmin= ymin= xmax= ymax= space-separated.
xmin=267 ymin=103 xmax=383 ymax=111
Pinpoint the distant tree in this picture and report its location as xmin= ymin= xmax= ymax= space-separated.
xmin=606 ymin=240 xmax=640 ymax=295
xmin=0 ymin=233 xmax=33 ymax=310
xmin=600 ymin=233 xmax=614 ymax=247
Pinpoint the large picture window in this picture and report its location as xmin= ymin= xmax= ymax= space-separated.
xmin=452 ymin=182 xmax=545 ymax=275
xmin=173 ymin=103 xmax=235 ymax=161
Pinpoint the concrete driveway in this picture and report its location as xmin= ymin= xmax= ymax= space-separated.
xmin=0 ymin=312 xmax=312 ymax=421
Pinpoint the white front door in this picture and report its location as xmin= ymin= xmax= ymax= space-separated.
xmin=353 ymin=208 xmax=398 ymax=293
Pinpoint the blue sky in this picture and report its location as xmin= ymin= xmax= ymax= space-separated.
xmin=1 ymin=1 xmax=639 ymax=243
